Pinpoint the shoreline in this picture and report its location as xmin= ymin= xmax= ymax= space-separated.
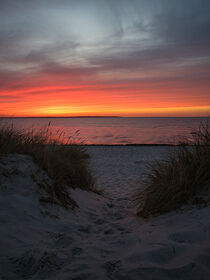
xmin=1 ymin=116 xmax=208 ymax=119
xmin=81 ymin=143 xmax=175 ymax=146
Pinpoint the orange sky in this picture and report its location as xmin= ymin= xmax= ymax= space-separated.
xmin=1 ymin=75 xmax=210 ymax=117
xmin=0 ymin=0 xmax=210 ymax=117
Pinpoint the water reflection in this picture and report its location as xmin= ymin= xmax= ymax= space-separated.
xmin=2 ymin=117 xmax=208 ymax=145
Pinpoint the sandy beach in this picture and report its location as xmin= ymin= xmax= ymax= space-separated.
xmin=1 ymin=0 xmax=210 ymax=278
xmin=0 ymin=146 xmax=210 ymax=280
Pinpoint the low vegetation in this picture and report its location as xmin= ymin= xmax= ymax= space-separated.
xmin=0 ymin=122 xmax=97 ymax=208
xmin=137 ymin=122 xmax=210 ymax=218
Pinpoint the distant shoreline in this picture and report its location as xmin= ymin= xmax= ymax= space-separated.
xmin=0 ymin=116 xmax=122 ymax=119
xmin=0 ymin=116 xmax=208 ymax=119
xmin=82 ymin=144 xmax=176 ymax=147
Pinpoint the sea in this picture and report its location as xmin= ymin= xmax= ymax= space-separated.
xmin=1 ymin=117 xmax=209 ymax=145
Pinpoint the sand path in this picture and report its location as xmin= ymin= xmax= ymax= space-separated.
xmin=0 ymin=147 xmax=210 ymax=280
xmin=66 ymin=146 xmax=210 ymax=280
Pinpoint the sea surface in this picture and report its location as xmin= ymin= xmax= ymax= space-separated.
xmin=1 ymin=117 xmax=209 ymax=145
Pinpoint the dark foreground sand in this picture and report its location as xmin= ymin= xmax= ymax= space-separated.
xmin=0 ymin=146 xmax=210 ymax=280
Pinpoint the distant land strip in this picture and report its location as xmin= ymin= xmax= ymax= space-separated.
xmin=81 ymin=143 xmax=176 ymax=146
xmin=0 ymin=116 xmax=122 ymax=119
xmin=1 ymin=116 xmax=208 ymax=119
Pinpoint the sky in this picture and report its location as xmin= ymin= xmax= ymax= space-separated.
xmin=0 ymin=0 xmax=210 ymax=117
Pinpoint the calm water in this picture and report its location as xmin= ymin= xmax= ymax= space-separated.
xmin=2 ymin=117 xmax=209 ymax=145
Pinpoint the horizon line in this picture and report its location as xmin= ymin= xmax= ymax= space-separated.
xmin=0 ymin=116 xmax=209 ymax=119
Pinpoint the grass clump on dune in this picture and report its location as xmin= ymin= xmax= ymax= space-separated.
xmin=137 ymin=122 xmax=210 ymax=218
xmin=0 ymin=122 xmax=96 ymax=209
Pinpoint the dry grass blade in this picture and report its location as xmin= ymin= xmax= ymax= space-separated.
xmin=137 ymin=121 xmax=210 ymax=218
xmin=0 ymin=122 xmax=97 ymax=209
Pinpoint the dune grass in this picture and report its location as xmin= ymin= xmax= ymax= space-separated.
xmin=137 ymin=122 xmax=210 ymax=218
xmin=0 ymin=122 xmax=97 ymax=209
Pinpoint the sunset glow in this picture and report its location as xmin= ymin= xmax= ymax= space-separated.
xmin=1 ymin=0 xmax=210 ymax=117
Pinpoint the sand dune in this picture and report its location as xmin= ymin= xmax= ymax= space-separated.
xmin=0 ymin=147 xmax=210 ymax=279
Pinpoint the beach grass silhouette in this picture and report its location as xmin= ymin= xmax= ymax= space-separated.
xmin=137 ymin=122 xmax=210 ymax=217
xmin=0 ymin=122 xmax=98 ymax=208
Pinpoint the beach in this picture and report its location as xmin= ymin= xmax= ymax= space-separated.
xmin=1 ymin=0 xmax=209 ymax=277
xmin=0 ymin=146 xmax=210 ymax=280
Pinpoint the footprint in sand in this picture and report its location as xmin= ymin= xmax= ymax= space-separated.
xmin=94 ymin=219 xmax=105 ymax=225
xmin=169 ymin=231 xmax=203 ymax=244
xmin=72 ymin=247 xmax=83 ymax=256
xmin=104 ymin=228 xmax=115 ymax=235
xmin=10 ymin=250 xmax=65 ymax=279
xmin=103 ymin=260 xmax=121 ymax=276
xmin=47 ymin=231 xmax=73 ymax=247
xmin=77 ymin=225 xmax=92 ymax=234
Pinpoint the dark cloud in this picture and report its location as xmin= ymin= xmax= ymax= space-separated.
xmin=150 ymin=1 xmax=210 ymax=44
xmin=88 ymin=42 xmax=210 ymax=77
xmin=40 ymin=61 xmax=98 ymax=79
xmin=0 ymin=0 xmax=210 ymax=107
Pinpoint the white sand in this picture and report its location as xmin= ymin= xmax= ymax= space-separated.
xmin=0 ymin=147 xmax=210 ymax=280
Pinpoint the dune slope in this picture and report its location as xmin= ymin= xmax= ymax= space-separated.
xmin=0 ymin=147 xmax=210 ymax=280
